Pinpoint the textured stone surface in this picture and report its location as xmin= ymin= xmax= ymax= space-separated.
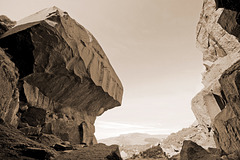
xmin=0 ymin=15 xmax=16 ymax=35
xmin=0 ymin=48 xmax=19 ymax=127
xmin=0 ymin=123 xmax=57 ymax=160
xmin=127 ymin=145 xmax=168 ymax=160
xmin=194 ymin=0 xmax=240 ymax=158
xmin=55 ymin=143 xmax=122 ymax=160
xmin=179 ymin=140 xmax=220 ymax=160
xmin=193 ymin=0 xmax=240 ymax=132
xmin=196 ymin=0 xmax=240 ymax=74
xmin=191 ymin=84 xmax=222 ymax=128
xmin=161 ymin=123 xmax=216 ymax=158
xmin=0 ymin=7 xmax=123 ymax=146
xmin=212 ymin=61 xmax=240 ymax=155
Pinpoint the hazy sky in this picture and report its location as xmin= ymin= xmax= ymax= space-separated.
xmin=1 ymin=0 xmax=204 ymax=139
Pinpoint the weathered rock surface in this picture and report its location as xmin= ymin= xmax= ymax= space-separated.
xmin=0 ymin=6 xmax=123 ymax=160
xmin=196 ymin=0 xmax=240 ymax=72
xmin=55 ymin=143 xmax=122 ymax=160
xmin=127 ymin=145 xmax=168 ymax=160
xmin=0 ymin=122 xmax=57 ymax=160
xmin=213 ymin=61 xmax=240 ymax=155
xmin=161 ymin=123 xmax=216 ymax=158
xmin=179 ymin=140 xmax=221 ymax=160
xmin=193 ymin=0 xmax=240 ymax=159
xmin=0 ymin=15 xmax=16 ymax=35
xmin=0 ymin=121 xmax=123 ymax=160
xmin=0 ymin=48 xmax=19 ymax=127
xmin=0 ymin=6 xmax=123 ymax=147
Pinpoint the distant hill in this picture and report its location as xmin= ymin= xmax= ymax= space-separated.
xmin=99 ymin=133 xmax=168 ymax=146
xmin=98 ymin=133 xmax=168 ymax=159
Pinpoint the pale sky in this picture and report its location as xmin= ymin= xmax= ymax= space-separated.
xmin=0 ymin=0 xmax=204 ymax=139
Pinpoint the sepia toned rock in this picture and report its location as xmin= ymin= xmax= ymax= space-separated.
xmin=0 ymin=48 xmax=19 ymax=127
xmin=0 ymin=6 xmax=123 ymax=146
xmin=179 ymin=140 xmax=220 ymax=160
xmin=196 ymin=0 xmax=240 ymax=73
xmin=193 ymin=0 xmax=240 ymax=159
xmin=55 ymin=143 xmax=122 ymax=160
xmin=0 ymin=15 xmax=16 ymax=35
xmin=127 ymin=145 xmax=168 ymax=160
xmin=161 ymin=123 xmax=216 ymax=158
xmin=0 ymin=123 xmax=58 ymax=159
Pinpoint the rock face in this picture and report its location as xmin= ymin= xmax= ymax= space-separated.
xmin=0 ymin=48 xmax=19 ymax=127
xmin=0 ymin=122 xmax=57 ymax=160
xmin=179 ymin=140 xmax=220 ymax=160
xmin=0 ymin=6 xmax=123 ymax=151
xmin=193 ymin=0 xmax=240 ymax=158
xmin=55 ymin=143 xmax=122 ymax=160
xmin=127 ymin=145 xmax=168 ymax=160
xmin=161 ymin=123 xmax=216 ymax=157
xmin=0 ymin=15 xmax=16 ymax=35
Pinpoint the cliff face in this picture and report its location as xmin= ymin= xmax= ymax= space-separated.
xmin=0 ymin=6 xmax=123 ymax=149
xmin=193 ymin=0 xmax=240 ymax=157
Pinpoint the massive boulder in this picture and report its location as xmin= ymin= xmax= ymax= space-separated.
xmin=179 ymin=140 xmax=220 ymax=160
xmin=0 ymin=6 xmax=123 ymax=146
xmin=193 ymin=0 xmax=240 ymax=158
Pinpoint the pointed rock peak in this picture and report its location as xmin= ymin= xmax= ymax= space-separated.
xmin=16 ymin=6 xmax=68 ymax=26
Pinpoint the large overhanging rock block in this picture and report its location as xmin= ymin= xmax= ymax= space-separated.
xmin=0 ymin=7 xmax=123 ymax=114
xmin=0 ymin=7 xmax=123 ymax=145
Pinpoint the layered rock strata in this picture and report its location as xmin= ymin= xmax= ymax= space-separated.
xmin=193 ymin=0 xmax=240 ymax=157
xmin=0 ymin=6 xmax=123 ymax=148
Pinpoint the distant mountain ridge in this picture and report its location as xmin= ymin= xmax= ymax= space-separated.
xmin=99 ymin=133 xmax=168 ymax=146
xmin=98 ymin=133 xmax=168 ymax=159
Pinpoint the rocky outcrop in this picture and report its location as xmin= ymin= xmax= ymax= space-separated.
xmin=0 ymin=6 xmax=123 ymax=159
xmin=0 ymin=7 xmax=123 ymax=147
xmin=0 ymin=15 xmax=16 ymax=35
xmin=127 ymin=145 xmax=168 ymax=160
xmin=55 ymin=143 xmax=122 ymax=160
xmin=193 ymin=0 xmax=240 ymax=159
xmin=161 ymin=123 xmax=215 ymax=157
xmin=0 ymin=121 xmax=123 ymax=160
xmin=0 ymin=122 xmax=58 ymax=159
xmin=179 ymin=140 xmax=221 ymax=160
xmin=213 ymin=62 xmax=240 ymax=155
xmin=0 ymin=48 xmax=19 ymax=127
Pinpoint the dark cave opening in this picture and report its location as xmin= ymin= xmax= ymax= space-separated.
xmin=0 ymin=29 xmax=35 ymax=79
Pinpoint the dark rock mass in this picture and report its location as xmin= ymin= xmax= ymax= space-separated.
xmin=0 ymin=6 xmax=123 ymax=160
xmin=215 ymin=0 xmax=240 ymax=11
